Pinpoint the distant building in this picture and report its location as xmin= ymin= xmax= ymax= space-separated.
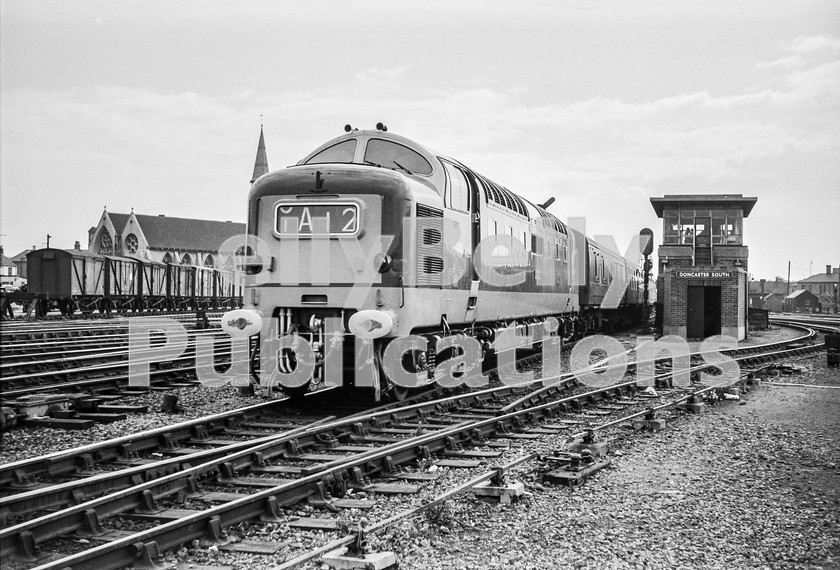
xmin=784 ymin=289 xmax=822 ymax=313
xmin=796 ymin=265 xmax=840 ymax=297
xmin=762 ymin=292 xmax=785 ymax=313
xmin=0 ymin=246 xmax=27 ymax=289
xmin=88 ymin=210 xmax=246 ymax=268
xmin=10 ymin=246 xmax=35 ymax=279
xmin=748 ymin=277 xmax=790 ymax=296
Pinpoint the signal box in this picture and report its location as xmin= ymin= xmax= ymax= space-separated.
xmin=650 ymin=194 xmax=757 ymax=340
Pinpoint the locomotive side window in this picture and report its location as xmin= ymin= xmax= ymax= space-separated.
xmin=365 ymin=139 xmax=433 ymax=175
xmin=305 ymin=139 xmax=357 ymax=164
xmin=441 ymin=160 xmax=470 ymax=212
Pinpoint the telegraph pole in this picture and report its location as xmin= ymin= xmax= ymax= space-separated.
xmin=787 ymin=261 xmax=791 ymax=296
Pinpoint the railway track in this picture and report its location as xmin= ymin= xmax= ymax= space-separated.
xmin=0 ymin=318 xmax=242 ymax=428
xmin=0 ymin=312 xmax=227 ymax=340
xmin=0 ymin=330 xmax=236 ymax=396
xmin=0 ymin=324 xmax=827 ymax=570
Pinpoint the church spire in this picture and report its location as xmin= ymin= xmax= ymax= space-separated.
xmin=250 ymin=120 xmax=269 ymax=184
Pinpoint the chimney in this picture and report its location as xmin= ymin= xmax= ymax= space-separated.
xmin=74 ymin=241 xmax=81 ymax=250
xmin=760 ymin=279 xmax=766 ymax=295
xmin=827 ymin=265 xmax=832 ymax=276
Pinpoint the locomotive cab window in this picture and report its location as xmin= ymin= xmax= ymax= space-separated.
xmin=305 ymin=139 xmax=357 ymax=164
xmin=441 ymin=160 xmax=470 ymax=212
xmin=364 ymin=139 xmax=433 ymax=175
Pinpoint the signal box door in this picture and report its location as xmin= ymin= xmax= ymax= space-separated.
xmin=687 ymin=285 xmax=722 ymax=339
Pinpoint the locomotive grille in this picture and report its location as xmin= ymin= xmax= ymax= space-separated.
xmin=422 ymin=257 xmax=444 ymax=274
xmin=416 ymin=203 xmax=444 ymax=286
xmin=417 ymin=203 xmax=443 ymax=218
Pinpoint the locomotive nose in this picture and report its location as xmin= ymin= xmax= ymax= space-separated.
xmin=221 ymin=308 xmax=264 ymax=337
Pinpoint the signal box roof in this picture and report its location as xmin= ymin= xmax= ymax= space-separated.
xmin=650 ymin=194 xmax=757 ymax=218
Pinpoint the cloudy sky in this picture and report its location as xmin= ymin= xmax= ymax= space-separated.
xmin=2 ymin=0 xmax=838 ymax=281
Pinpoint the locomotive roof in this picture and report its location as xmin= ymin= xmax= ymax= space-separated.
xmin=296 ymin=130 xmax=557 ymax=224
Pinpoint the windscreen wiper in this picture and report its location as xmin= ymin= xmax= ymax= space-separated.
xmin=391 ymin=160 xmax=413 ymax=175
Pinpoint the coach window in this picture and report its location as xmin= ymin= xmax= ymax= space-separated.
xmin=365 ymin=139 xmax=433 ymax=175
xmin=441 ymin=161 xmax=469 ymax=212
xmin=305 ymin=139 xmax=357 ymax=164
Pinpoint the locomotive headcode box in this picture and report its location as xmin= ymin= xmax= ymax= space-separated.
xmin=274 ymin=201 xmax=361 ymax=237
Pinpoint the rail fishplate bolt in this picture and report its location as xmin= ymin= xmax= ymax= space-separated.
xmin=582 ymin=429 xmax=596 ymax=445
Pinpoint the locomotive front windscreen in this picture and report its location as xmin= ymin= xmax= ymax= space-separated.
xmin=364 ymin=139 xmax=433 ymax=175
xmin=304 ymin=139 xmax=357 ymax=164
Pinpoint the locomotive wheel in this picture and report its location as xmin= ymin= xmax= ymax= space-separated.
xmin=383 ymin=384 xmax=408 ymax=402
xmin=283 ymin=383 xmax=311 ymax=401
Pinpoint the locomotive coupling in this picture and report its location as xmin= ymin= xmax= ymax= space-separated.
xmin=221 ymin=308 xmax=264 ymax=338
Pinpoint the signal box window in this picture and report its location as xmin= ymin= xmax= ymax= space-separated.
xmin=442 ymin=161 xmax=469 ymax=212
xmin=305 ymin=139 xmax=357 ymax=164
xmin=365 ymin=139 xmax=433 ymax=175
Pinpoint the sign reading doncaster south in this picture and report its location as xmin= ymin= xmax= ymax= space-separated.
xmin=676 ymin=271 xmax=732 ymax=278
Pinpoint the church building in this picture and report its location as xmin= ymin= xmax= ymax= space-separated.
xmin=85 ymin=124 xmax=270 ymax=269
xmin=87 ymin=211 xmax=246 ymax=269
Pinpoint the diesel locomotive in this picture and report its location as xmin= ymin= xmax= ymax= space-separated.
xmin=224 ymin=126 xmax=646 ymax=399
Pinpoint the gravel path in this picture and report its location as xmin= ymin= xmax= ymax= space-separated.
xmin=378 ymin=353 xmax=840 ymax=570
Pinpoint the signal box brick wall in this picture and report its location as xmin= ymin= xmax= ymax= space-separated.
xmin=660 ymin=268 xmax=747 ymax=340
